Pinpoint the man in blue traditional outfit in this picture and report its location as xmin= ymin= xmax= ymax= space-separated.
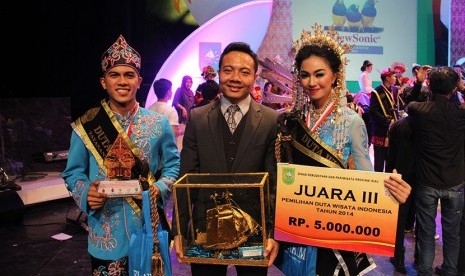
xmin=62 ymin=35 xmax=180 ymax=275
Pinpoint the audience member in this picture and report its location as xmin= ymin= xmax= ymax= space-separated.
xmin=370 ymin=68 xmax=398 ymax=172
xmin=450 ymin=65 xmax=465 ymax=107
xmin=263 ymin=81 xmax=274 ymax=95
xmin=149 ymin=78 xmax=183 ymax=138
xmin=458 ymin=187 xmax=465 ymax=276
xmin=454 ymin=64 xmax=465 ymax=82
xmin=172 ymin=75 xmax=194 ymax=124
xmin=251 ymin=85 xmax=263 ymax=103
xmin=192 ymin=79 xmax=219 ymax=108
xmin=403 ymin=64 xmax=432 ymax=105
xmin=358 ymin=59 xmax=374 ymax=93
xmin=407 ymin=66 xmax=465 ymax=276
xmin=391 ymin=61 xmax=408 ymax=89
xmin=354 ymin=60 xmax=374 ymax=145
xmin=386 ymin=116 xmax=415 ymax=273
xmin=195 ymin=65 xmax=218 ymax=105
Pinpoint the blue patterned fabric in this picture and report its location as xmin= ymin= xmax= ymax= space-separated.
xmin=62 ymin=107 xmax=180 ymax=261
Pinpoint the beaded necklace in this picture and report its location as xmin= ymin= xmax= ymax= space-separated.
xmin=304 ymin=96 xmax=349 ymax=158
xmin=306 ymin=100 xmax=335 ymax=132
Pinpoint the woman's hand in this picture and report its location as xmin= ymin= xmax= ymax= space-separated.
xmin=384 ymin=169 xmax=412 ymax=204
xmin=264 ymin=238 xmax=280 ymax=266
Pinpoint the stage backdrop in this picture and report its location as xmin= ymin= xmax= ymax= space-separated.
xmin=293 ymin=0 xmax=417 ymax=89
xmin=145 ymin=0 xmax=437 ymax=105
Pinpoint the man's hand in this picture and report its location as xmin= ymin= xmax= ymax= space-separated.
xmin=417 ymin=65 xmax=432 ymax=83
xmin=384 ymin=169 xmax=412 ymax=204
xmin=264 ymin=238 xmax=280 ymax=267
xmin=87 ymin=180 xmax=108 ymax=209
xmin=174 ymin=235 xmax=184 ymax=263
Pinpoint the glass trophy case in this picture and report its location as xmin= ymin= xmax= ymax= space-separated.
xmin=173 ymin=172 xmax=271 ymax=266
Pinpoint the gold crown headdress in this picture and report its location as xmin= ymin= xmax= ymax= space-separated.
xmin=292 ymin=23 xmax=354 ymax=112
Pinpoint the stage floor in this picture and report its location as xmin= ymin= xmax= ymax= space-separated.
xmin=0 ymin=196 xmax=445 ymax=276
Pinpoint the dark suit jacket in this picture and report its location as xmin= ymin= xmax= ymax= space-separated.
xmin=386 ymin=117 xmax=415 ymax=185
xmin=408 ymin=95 xmax=465 ymax=189
xmin=173 ymin=98 xmax=279 ymax=240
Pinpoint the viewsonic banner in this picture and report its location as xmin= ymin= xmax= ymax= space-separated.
xmin=292 ymin=0 xmax=417 ymax=81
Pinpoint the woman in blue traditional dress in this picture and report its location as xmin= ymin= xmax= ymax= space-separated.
xmin=275 ymin=24 xmax=411 ymax=275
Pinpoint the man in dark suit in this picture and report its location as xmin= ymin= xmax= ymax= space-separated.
xmin=172 ymin=42 xmax=280 ymax=276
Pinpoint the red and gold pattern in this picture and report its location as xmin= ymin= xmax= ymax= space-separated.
xmin=100 ymin=35 xmax=141 ymax=75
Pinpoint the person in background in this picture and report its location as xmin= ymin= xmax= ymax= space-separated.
xmin=275 ymin=24 xmax=411 ymax=275
xmin=263 ymin=81 xmax=274 ymax=95
xmin=386 ymin=114 xmax=415 ymax=273
xmin=391 ymin=61 xmax=409 ymax=110
xmin=398 ymin=64 xmax=431 ymax=235
xmin=354 ymin=60 xmax=374 ymax=146
xmin=403 ymin=64 xmax=432 ymax=105
xmin=458 ymin=64 xmax=465 ymax=276
xmin=407 ymin=66 xmax=465 ymax=276
xmin=61 ymin=35 xmax=180 ymax=274
xmin=149 ymin=78 xmax=183 ymax=138
xmin=195 ymin=65 xmax=218 ymax=105
xmin=173 ymin=41 xmax=280 ymax=276
xmin=370 ymin=68 xmax=398 ymax=172
xmin=192 ymin=79 xmax=220 ymax=108
xmin=458 ymin=187 xmax=465 ymax=276
xmin=449 ymin=65 xmax=465 ymax=107
xmin=172 ymin=75 xmax=194 ymax=124
xmin=251 ymin=85 xmax=263 ymax=103
xmin=407 ymin=63 xmax=421 ymax=87
xmin=391 ymin=61 xmax=408 ymax=89
xmin=453 ymin=64 xmax=465 ymax=82
xmin=358 ymin=59 xmax=374 ymax=94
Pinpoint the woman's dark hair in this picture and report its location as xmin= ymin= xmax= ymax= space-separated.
xmin=264 ymin=81 xmax=273 ymax=91
xmin=411 ymin=64 xmax=421 ymax=75
xmin=219 ymin=42 xmax=258 ymax=73
xmin=360 ymin=60 xmax=372 ymax=72
xmin=428 ymin=66 xmax=459 ymax=96
xmin=294 ymin=44 xmax=341 ymax=77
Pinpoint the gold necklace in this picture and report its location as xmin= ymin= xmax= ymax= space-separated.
xmin=310 ymin=100 xmax=332 ymax=116
xmin=307 ymin=100 xmax=335 ymax=131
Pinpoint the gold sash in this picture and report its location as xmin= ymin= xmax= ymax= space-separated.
xmin=276 ymin=112 xmax=346 ymax=169
xmin=72 ymin=100 xmax=154 ymax=216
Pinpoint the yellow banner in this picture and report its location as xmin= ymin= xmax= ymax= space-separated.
xmin=275 ymin=163 xmax=399 ymax=257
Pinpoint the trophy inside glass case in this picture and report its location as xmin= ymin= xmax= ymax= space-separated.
xmin=173 ymin=173 xmax=270 ymax=266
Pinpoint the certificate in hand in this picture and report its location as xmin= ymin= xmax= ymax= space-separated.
xmin=98 ymin=180 xmax=142 ymax=197
xmin=274 ymin=163 xmax=400 ymax=257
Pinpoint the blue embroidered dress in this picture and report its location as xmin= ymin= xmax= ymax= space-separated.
xmin=62 ymin=107 xmax=180 ymax=261
xmin=314 ymin=106 xmax=373 ymax=171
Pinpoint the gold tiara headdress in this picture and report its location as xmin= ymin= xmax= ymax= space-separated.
xmin=293 ymin=23 xmax=353 ymax=71
xmin=292 ymin=23 xmax=354 ymax=112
